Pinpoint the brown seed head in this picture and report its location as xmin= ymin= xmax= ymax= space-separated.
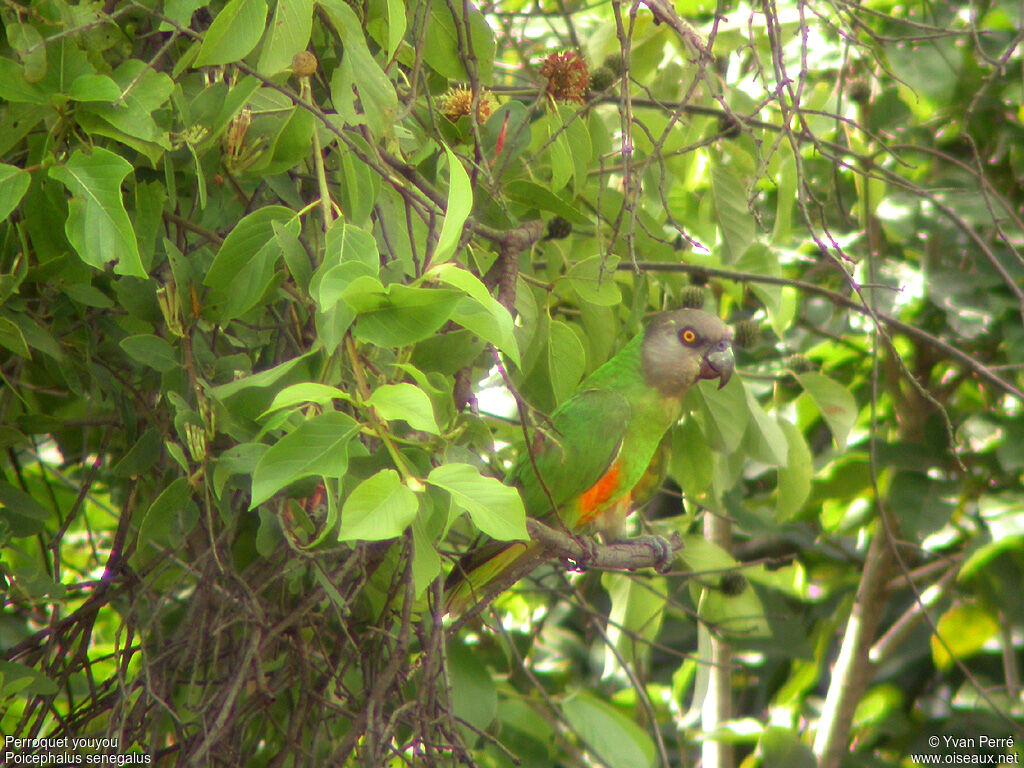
xmin=540 ymin=51 xmax=589 ymax=104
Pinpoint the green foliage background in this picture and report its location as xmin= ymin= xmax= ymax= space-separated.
xmin=1 ymin=0 xmax=1023 ymax=765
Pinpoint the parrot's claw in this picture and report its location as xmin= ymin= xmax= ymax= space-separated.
xmin=635 ymin=534 xmax=677 ymax=573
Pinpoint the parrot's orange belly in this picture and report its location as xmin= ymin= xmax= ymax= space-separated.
xmin=576 ymin=461 xmax=628 ymax=526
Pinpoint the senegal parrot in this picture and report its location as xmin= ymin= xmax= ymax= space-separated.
xmin=445 ymin=308 xmax=735 ymax=616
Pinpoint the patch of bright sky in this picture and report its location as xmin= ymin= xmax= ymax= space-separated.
xmin=476 ymin=366 xmax=518 ymax=421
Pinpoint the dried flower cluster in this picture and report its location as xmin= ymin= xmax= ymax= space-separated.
xmin=540 ymin=50 xmax=589 ymax=103
xmin=438 ymin=86 xmax=498 ymax=123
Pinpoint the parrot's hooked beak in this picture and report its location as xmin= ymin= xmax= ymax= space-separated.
xmin=701 ymin=338 xmax=735 ymax=389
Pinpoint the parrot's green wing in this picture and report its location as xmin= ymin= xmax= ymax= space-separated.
xmin=445 ymin=389 xmax=631 ymax=616
xmin=509 ymin=388 xmax=632 ymax=522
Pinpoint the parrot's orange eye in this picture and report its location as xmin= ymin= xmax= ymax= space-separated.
xmin=679 ymin=328 xmax=698 ymax=345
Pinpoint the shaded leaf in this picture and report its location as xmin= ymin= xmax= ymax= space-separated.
xmin=0 ymin=164 xmax=31 ymax=220
xmin=0 ymin=483 xmax=51 ymax=537
xmin=931 ymin=602 xmax=999 ymax=671
xmin=712 ymin=163 xmax=755 ymax=264
xmin=548 ymin=319 xmax=586 ymax=404
xmin=120 ymin=334 xmax=178 ymax=373
xmin=796 ymin=372 xmax=858 ymax=451
xmin=561 ymin=691 xmax=656 ymax=768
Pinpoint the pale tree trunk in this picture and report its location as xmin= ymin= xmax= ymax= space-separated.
xmin=701 ymin=512 xmax=733 ymax=768
xmin=814 ymin=527 xmax=893 ymax=768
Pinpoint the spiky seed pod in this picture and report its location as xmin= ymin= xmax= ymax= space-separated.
xmin=545 ymin=216 xmax=572 ymax=240
xmin=718 ymin=115 xmax=742 ymax=139
xmin=589 ymin=65 xmax=616 ymax=93
xmin=848 ymin=81 xmax=871 ymax=105
xmin=680 ymin=285 xmax=706 ymax=309
xmin=603 ymin=52 xmax=624 ymax=76
xmin=734 ymin=319 xmax=760 ymax=349
xmin=540 ymin=51 xmax=589 ymax=104
xmin=438 ymin=86 xmax=498 ymax=123
xmin=291 ymin=51 xmax=318 ymax=77
xmin=719 ymin=572 xmax=747 ymax=596
xmin=688 ymin=268 xmax=709 ymax=285
xmin=785 ymin=354 xmax=815 ymax=373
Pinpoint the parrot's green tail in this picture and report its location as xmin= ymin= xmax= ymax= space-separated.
xmin=444 ymin=540 xmax=537 ymax=617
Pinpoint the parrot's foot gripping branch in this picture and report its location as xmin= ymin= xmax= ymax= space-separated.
xmin=631 ymin=534 xmax=678 ymax=573
xmin=526 ymin=520 xmax=684 ymax=573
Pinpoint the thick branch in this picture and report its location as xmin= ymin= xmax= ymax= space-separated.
xmin=446 ymin=522 xmax=684 ymax=635
xmin=525 ymin=518 xmax=683 ymax=571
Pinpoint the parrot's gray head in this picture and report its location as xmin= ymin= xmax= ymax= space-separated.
xmin=641 ymin=309 xmax=735 ymax=397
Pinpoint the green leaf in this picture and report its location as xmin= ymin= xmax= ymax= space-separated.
xmin=449 ymin=640 xmax=498 ymax=736
xmin=0 ymin=164 xmax=31 ymax=221
xmin=0 ymin=483 xmax=51 ymax=537
xmin=353 ymin=285 xmax=462 ymax=347
xmin=671 ymin=419 xmax=713 ymax=500
xmin=771 ymin=152 xmax=797 ymax=244
xmin=0 ymin=661 xmax=58 ymax=697
xmin=681 ymin=535 xmax=771 ymax=638
xmin=260 ymin=383 xmax=353 ymax=418
xmin=422 ymin=2 xmax=495 ymax=81
xmin=796 ymin=372 xmax=858 ymax=451
xmin=111 ymin=428 xmax=163 ymax=477
xmin=321 ymin=0 xmax=397 ymax=134
xmin=931 ymin=602 xmax=999 ymax=671
xmin=411 ymin=515 xmax=441 ymax=596
xmin=742 ymin=384 xmax=788 ymax=465
xmin=0 ymin=57 xmax=48 ymax=104
xmin=601 ymin=572 xmax=666 ymax=680
xmin=7 ymin=22 xmax=46 ymax=83
xmin=250 ymin=411 xmax=361 ymax=507
xmin=384 ymin=0 xmax=406 ymax=60
xmin=504 ymin=179 xmax=589 ymax=225
xmin=48 ymin=148 xmax=146 ymax=277
xmin=548 ymin=320 xmax=586 ymax=404
xmin=566 ymin=256 xmax=621 ymax=307
xmin=692 ymin=375 xmax=749 ymax=453
xmin=758 ymin=727 xmax=817 ymax=768
xmin=776 ymin=419 xmax=812 ymax=521
xmin=712 ymin=163 xmax=755 ymax=264
xmin=433 ymin=145 xmax=473 ymax=264
xmin=549 ymin=127 xmax=573 ymax=193
xmin=84 ymin=60 xmax=174 ymax=146
xmin=120 ymin=334 xmax=178 ymax=373
xmin=366 ymin=383 xmax=440 ymax=435
xmin=257 ymin=0 xmax=314 ymax=74
xmin=137 ymin=478 xmax=198 ymax=550
xmin=428 ymin=262 xmax=520 ymax=366
xmin=68 ymin=74 xmax=121 ymax=102
xmin=312 ymin=222 xmax=380 ymax=309
xmin=336 ymin=151 xmax=379 ymax=225
xmin=0 ymin=316 xmax=30 ymax=358
xmin=203 ymin=205 xmax=298 ymax=321
xmin=561 ymin=691 xmax=656 ymax=768
xmin=210 ymin=351 xmax=316 ymax=402
xmin=339 ymin=469 xmax=419 ymax=541
xmin=195 ymin=0 xmax=269 ymax=66
xmin=427 ymin=463 xmax=527 ymax=541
